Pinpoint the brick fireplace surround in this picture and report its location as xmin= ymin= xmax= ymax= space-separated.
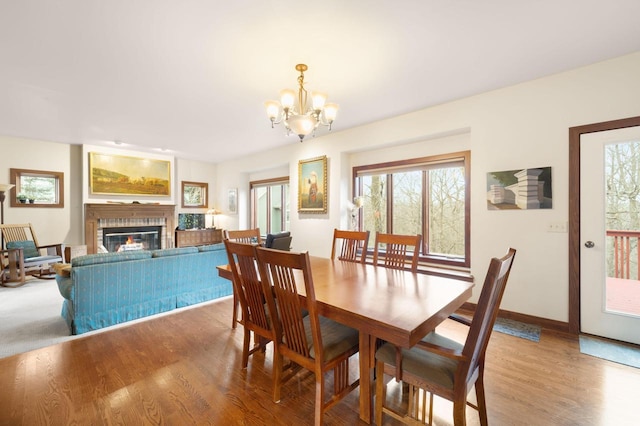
xmin=84 ymin=204 xmax=176 ymax=254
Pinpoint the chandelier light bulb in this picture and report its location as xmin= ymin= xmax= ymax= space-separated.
xmin=323 ymin=103 xmax=339 ymax=123
xmin=311 ymin=91 xmax=327 ymax=111
xmin=279 ymin=89 xmax=296 ymax=110
xmin=265 ymin=100 xmax=280 ymax=121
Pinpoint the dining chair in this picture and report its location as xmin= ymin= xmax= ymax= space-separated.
xmin=330 ymin=229 xmax=370 ymax=263
xmin=225 ymin=228 xmax=263 ymax=245
xmin=224 ymin=228 xmax=262 ymax=328
xmin=223 ymin=239 xmax=275 ymax=369
xmin=374 ymin=248 xmax=517 ymax=426
xmin=372 ymin=232 xmax=422 ymax=272
xmin=254 ymin=247 xmax=360 ymax=426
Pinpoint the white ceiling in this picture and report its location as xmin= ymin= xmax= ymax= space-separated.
xmin=1 ymin=1 xmax=639 ymax=164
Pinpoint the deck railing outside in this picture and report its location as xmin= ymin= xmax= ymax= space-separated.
xmin=607 ymin=230 xmax=640 ymax=280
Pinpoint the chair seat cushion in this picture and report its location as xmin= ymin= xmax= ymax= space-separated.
xmin=304 ymin=315 xmax=359 ymax=361
xmin=376 ymin=332 xmax=463 ymax=390
xmin=6 ymin=240 xmax=39 ymax=259
xmin=24 ymin=255 xmax=63 ymax=265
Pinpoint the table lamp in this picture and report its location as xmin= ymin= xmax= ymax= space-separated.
xmin=206 ymin=208 xmax=222 ymax=229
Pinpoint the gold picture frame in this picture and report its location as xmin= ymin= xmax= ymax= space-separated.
xmin=181 ymin=181 xmax=208 ymax=208
xmin=89 ymin=152 xmax=171 ymax=196
xmin=298 ymin=155 xmax=327 ymax=213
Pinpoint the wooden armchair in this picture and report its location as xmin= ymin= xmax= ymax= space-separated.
xmin=372 ymin=232 xmax=422 ymax=272
xmin=0 ymin=223 xmax=65 ymax=287
xmin=375 ymin=248 xmax=516 ymax=426
xmin=225 ymin=228 xmax=263 ymax=245
xmin=224 ymin=228 xmax=262 ymax=328
xmin=330 ymin=229 xmax=370 ymax=263
xmin=255 ymin=247 xmax=360 ymax=426
xmin=223 ymin=240 xmax=276 ymax=369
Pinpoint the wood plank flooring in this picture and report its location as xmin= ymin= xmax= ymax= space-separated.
xmin=0 ymin=297 xmax=638 ymax=425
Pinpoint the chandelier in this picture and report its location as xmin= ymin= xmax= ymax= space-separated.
xmin=265 ymin=64 xmax=338 ymax=142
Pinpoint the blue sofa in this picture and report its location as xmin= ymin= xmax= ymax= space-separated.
xmin=55 ymin=244 xmax=232 ymax=335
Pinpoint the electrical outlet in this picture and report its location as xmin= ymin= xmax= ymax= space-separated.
xmin=547 ymin=221 xmax=568 ymax=233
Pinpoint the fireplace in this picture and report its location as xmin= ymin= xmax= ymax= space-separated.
xmin=84 ymin=204 xmax=176 ymax=254
xmin=102 ymin=226 xmax=162 ymax=252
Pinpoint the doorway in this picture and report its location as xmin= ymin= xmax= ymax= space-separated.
xmin=569 ymin=116 xmax=640 ymax=343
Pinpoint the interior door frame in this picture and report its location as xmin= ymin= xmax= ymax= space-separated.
xmin=568 ymin=115 xmax=640 ymax=333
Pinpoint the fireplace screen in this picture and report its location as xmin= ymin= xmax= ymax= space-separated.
xmin=102 ymin=226 xmax=162 ymax=253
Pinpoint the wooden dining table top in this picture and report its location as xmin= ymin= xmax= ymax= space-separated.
xmin=218 ymin=256 xmax=474 ymax=348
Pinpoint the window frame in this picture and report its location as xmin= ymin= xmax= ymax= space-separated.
xmin=250 ymin=177 xmax=290 ymax=235
xmin=181 ymin=181 xmax=208 ymax=208
xmin=9 ymin=168 xmax=64 ymax=208
xmin=353 ymin=150 xmax=470 ymax=268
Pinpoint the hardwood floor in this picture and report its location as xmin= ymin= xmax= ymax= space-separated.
xmin=0 ymin=297 xmax=638 ymax=425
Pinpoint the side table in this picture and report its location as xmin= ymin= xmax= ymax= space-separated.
xmin=65 ymin=245 xmax=87 ymax=262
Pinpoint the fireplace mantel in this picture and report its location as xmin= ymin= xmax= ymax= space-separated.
xmin=84 ymin=203 xmax=176 ymax=254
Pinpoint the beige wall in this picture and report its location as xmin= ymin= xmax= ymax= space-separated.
xmin=0 ymin=137 xmax=74 ymax=245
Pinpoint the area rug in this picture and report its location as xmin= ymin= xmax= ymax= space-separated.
xmin=579 ymin=335 xmax=640 ymax=369
xmin=0 ymin=278 xmax=71 ymax=359
xmin=493 ymin=317 xmax=541 ymax=342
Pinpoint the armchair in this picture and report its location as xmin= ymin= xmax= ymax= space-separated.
xmin=265 ymin=231 xmax=291 ymax=251
xmin=0 ymin=223 xmax=65 ymax=287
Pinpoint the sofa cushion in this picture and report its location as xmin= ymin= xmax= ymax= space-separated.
xmin=197 ymin=243 xmax=225 ymax=252
xmin=72 ymin=251 xmax=152 ymax=267
xmin=6 ymin=240 xmax=40 ymax=259
xmin=151 ymin=247 xmax=199 ymax=258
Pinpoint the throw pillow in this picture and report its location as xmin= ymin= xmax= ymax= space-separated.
xmin=6 ymin=240 xmax=40 ymax=259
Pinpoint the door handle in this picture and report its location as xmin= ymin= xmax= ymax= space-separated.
xmin=584 ymin=241 xmax=595 ymax=248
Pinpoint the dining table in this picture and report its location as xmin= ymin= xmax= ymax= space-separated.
xmin=217 ymin=256 xmax=474 ymax=424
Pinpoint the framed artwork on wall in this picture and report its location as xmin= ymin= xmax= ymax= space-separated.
xmin=487 ymin=166 xmax=552 ymax=210
xmin=181 ymin=181 xmax=208 ymax=208
xmin=228 ymin=188 xmax=238 ymax=214
xmin=89 ymin=152 xmax=171 ymax=196
xmin=298 ymin=155 xmax=327 ymax=213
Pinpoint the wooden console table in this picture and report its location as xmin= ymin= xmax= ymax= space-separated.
xmin=175 ymin=229 xmax=223 ymax=248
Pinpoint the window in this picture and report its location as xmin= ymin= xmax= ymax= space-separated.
xmin=10 ymin=168 xmax=64 ymax=208
xmin=251 ymin=177 xmax=290 ymax=235
xmin=353 ymin=151 xmax=470 ymax=268
xmin=181 ymin=181 xmax=208 ymax=208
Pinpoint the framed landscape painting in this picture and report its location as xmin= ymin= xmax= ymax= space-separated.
xmin=298 ymin=155 xmax=327 ymax=213
xmin=89 ymin=152 xmax=171 ymax=196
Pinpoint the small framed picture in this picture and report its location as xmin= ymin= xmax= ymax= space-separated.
xmin=228 ymin=188 xmax=238 ymax=214
xmin=182 ymin=181 xmax=208 ymax=208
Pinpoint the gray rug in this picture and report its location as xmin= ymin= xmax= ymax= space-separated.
xmin=579 ymin=335 xmax=640 ymax=369
xmin=493 ymin=317 xmax=541 ymax=342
